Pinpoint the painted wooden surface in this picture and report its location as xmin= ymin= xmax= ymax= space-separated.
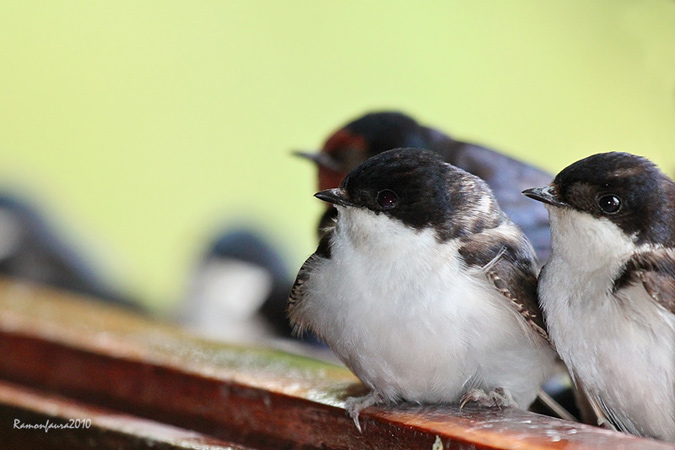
xmin=0 ymin=277 xmax=671 ymax=449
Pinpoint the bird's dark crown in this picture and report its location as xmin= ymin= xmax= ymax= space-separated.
xmin=319 ymin=112 xmax=429 ymax=174
xmin=342 ymin=112 xmax=430 ymax=154
xmin=337 ymin=148 xmax=504 ymax=240
xmin=553 ymin=152 xmax=675 ymax=246
xmin=320 ymin=111 xmax=458 ymax=175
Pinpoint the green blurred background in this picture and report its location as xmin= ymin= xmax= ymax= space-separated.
xmin=1 ymin=1 xmax=674 ymax=311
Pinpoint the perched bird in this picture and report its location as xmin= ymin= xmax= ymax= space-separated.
xmin=177 ymin=228 xmax=296 ymax=343
xmin=523 ymin=152 xmax=675 ymax=442
xmin=289 ymin=148 xmax=556 ymax=429
xmin=0 ymin=193 xmax=137 ymax=308
xmin=296 ymin=111 xmax=553 ymax=261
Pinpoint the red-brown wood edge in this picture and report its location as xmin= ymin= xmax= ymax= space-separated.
xmin=0 ymin=380 xmax=250 ymax=449
xmin=0 ymin=277 xmax=671 ymax=449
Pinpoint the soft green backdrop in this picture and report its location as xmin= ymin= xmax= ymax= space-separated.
xmin=1 ymin=1 xmax=674 ymax=311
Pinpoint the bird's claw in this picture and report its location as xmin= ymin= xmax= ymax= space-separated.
xmin=344 ymin=391 xmax=383 ymax=433
xmin=460 ymin=387 xmax=516 ymax=410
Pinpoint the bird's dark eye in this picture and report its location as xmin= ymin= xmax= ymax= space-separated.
xmin=376 ymin=190 xmax=398 ymax=209
xmin=597 ymin=194 xmax=621 ymax=214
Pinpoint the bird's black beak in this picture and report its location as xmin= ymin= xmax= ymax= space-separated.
xmin=293 ymin=150 xmax=342 ymax=171
xmin=314 ymin=188 xmax=354 ymax=207
xmin=522 ymin=186 xmax=567 ymax=208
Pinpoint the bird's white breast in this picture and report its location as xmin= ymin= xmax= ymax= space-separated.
xmin=298 ymin=207 xmax=553 ymax=407
xmin=540 ymin=207 xmax=675 ymax=439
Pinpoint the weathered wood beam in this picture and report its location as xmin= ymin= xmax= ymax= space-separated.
xmin=0 ymin=381 xmax=248 ymax=449
xmin=0 ymin=278 xmax=669 ymax=449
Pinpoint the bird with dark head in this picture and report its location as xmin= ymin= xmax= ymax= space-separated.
xmin=296 ymin=111 xmax=553 ymax=260
xmin=0 ymin=193 xmax=138 ymax=309
xmin=290 ymin=148 xmax=556 ymax=430
xmin=523 ymin=152 xmax=675 ymax=442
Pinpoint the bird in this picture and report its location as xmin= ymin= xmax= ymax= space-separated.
xmin=523 ymin=151 xmax=675 ymax=442
xmin=295 ymin=111 xmax=553 ymax=261
xmin=289 ymin=148 xmax=556 ymax=430
xmin=177 ymin=228 xmax=295 ymax=343
xmin=0 ymin=192 xmax=138 ymax=309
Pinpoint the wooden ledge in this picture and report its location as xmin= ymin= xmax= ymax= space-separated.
xmin=0 ymin=381 xmax=249 ymax=449
xmin=0 ymin=278 xmax=671 ymax=449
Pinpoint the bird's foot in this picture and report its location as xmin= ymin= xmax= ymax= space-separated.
xmin=345 ymin=391 xmax=383 ymax=433
xmin=460 ymin=387 xmax=517 ymax=410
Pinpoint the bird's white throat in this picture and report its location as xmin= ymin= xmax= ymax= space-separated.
xmin=545 ymin=206 xmax=636 ymax=274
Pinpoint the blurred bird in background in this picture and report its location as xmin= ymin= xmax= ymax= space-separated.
xmin=296 ymin=111 xmax=553 ymax=261
xmin=176 ymin=227 xmax=320 ymax=347
xmin=0 ymin=192 xmax=138 ymax=309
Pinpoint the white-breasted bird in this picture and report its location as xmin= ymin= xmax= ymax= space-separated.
xmin=289 ymin=148 xmax=556 ymax=429
xmin=523 ymin=151 xmax=675 ymax=442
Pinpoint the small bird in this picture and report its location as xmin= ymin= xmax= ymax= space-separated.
xmin=177 ymin=228 xmax=295 ymax=343
xmin=295 ymin=111 xmax=553 ymax=261
xmin=0 ymin=193 xmax=138 ymax=309
xmin=289 ymin=148 xmax=556 ymax=429
xmin=523 ymin=152 xmax=675 ymax=442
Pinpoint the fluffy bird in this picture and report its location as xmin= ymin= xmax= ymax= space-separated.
xmin=296 ymin=111 xmax=553 ymax=260
xmin=289 ymin=148 xmax=556 ymax=428
xmin=523 ymin=152 xmax=675 ymax=442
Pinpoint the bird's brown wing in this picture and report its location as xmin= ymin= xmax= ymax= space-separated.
xmin=287 ymin=231 xmax=333 ymax=332
xmin=460 ymin=230 xmax=550 ymax=343
xmin=615 ymin=248 xmax=675 ymax=315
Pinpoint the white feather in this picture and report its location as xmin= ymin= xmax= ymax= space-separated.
xmin=294 ymin=206 xmax=554 ymax=408
xmin=182 ymin=259 xmax=272 ymax=342
xmin=540 ymin=206 xmax=675 ymax=441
